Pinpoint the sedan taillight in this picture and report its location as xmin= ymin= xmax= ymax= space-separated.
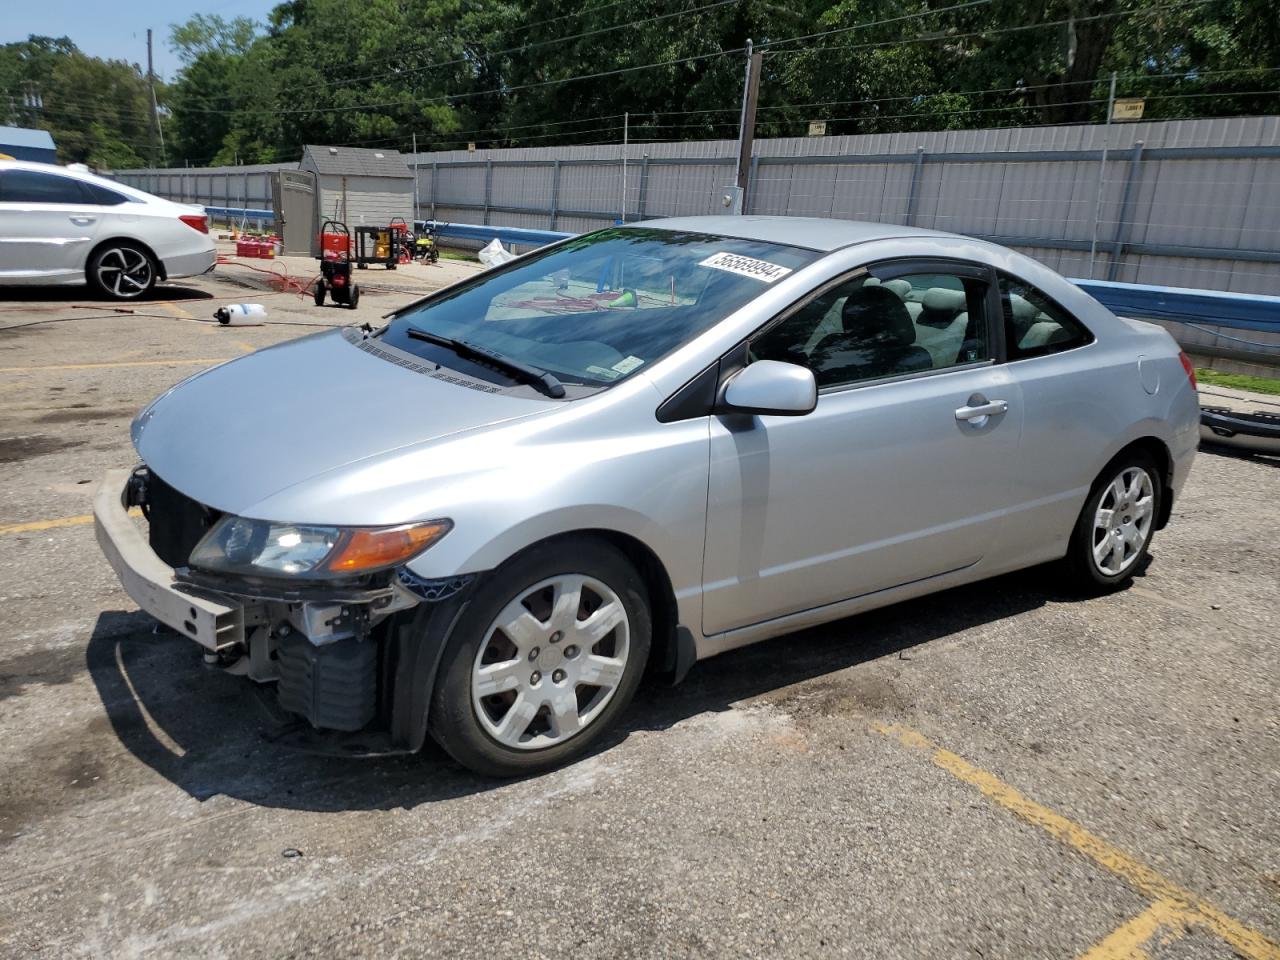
xmin=1178 ymin=351 xmax=1197 ymax=390
xmin=179 ymin=214 xmax=209 ymax=234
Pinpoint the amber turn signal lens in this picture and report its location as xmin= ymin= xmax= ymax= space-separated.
xmin=324 ymin=521 xmax=452 ymax=574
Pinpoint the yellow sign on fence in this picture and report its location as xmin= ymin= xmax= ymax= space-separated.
xmin=1112 ymin=98 xmax=1146 ymax=121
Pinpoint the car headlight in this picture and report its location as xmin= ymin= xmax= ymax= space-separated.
xmin=188 ymin=516 xmax=452 ymax=579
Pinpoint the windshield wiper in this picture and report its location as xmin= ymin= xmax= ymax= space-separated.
xmin=406 ymin=328 xmax=566 ymax=399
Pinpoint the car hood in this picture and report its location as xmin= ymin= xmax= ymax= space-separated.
xmin=133 ymin=328 xmax=555 ymax=517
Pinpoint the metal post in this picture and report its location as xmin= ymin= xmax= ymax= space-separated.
xmin=550 ymin=159 xmax=562 ymax=230
xmin=411 ymin=133 xmax=419 ymax=222
xmin=620 ymin=112 xmax=629 ymax=223
xmin=431 ymin=161 xmax=438 ymax=223
xmin=904 ymin=146 xmax=925 ymax=225
xmin=734 ymin=40 xmax=762 ymax=209
xmin=1088 ymin=72 xmax=1118 ymax=279
xmin=483 ymin=158 xmax=493 ymax=226
xmin=1106 ymin=140 xmax=1145 ymax=282
xmin=637 ymin=156 xmax=650 ymax=220
xmin=747 ymin=153 xmax=760 ymax=214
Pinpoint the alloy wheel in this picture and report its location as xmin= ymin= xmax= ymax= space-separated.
xmin=1091 ymin=466 xmax=1155 ymax=576
xmin=471 ymin=574 xmax=630 ymax=750
xmin=96 ymin=247 xmax=153 ymax=298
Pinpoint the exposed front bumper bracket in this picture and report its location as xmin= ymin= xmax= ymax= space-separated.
xmin=94 ymin=468 xmax=244 ymax=651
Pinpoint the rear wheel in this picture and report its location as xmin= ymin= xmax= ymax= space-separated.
xmin=429 ymin=537 xmax=651 ymax=777
xmin=348 ymin=285 xmax=360 ymax=310
xmin=88 ymin=243 xmax=156 ymax=300
xmin=1066 ymin=451 xmax=1162 ymax=592
xmin=313 ymin=282 xmax=326 ymax=306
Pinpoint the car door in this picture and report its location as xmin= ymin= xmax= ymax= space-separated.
xmin=701 ymin=259 xmax=1024 ymax=636
xmin=0 ymin=168 xmax=105 ymax=283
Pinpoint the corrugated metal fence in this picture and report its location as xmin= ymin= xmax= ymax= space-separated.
xmin=113 ymin=116 xmax=1280 ymax=297
xmin=114 ymin=162 xmax=295 ymax=216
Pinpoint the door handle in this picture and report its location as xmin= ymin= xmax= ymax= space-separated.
xmin=70 ymin=216 xmax=97 ymax=226
xmin=955 ymin=399 xmax=1008 ymax=422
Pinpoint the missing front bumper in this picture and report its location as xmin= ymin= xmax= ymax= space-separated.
xmin=94 ymin=468 xmax=244 ymax=651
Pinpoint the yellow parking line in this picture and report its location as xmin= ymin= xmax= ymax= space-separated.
xmin=0 ymin=358 xmax=232 ymax=373
xmin=0 ymin=509 xmax=138 ymax=536
xmin=1075 ymin=900 xmax=1187 ymax=960
xmin=154 ymin=300 xmax=196 ymax=320
xmin=872 ymin=722 xmax=1280 ymax=960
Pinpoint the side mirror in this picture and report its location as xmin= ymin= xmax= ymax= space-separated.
xmin=719 ymin=360 xmax=817 ymax=417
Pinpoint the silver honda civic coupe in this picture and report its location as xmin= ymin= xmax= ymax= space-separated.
xmin=95 ymin=216 xmax=1199 ymax=776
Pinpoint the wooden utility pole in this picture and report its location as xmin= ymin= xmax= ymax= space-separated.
xmin=146 ymin=29 xmax=166 ymax=167
xmin=734 ymin=40 xmax=762 ymax=201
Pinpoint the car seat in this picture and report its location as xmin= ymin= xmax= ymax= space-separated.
xmin=810 ymin=285 xmax=932 ymax=385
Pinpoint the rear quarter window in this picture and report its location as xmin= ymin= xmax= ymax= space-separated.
xmin=998 ymin=272 xmax=1094 ymax=361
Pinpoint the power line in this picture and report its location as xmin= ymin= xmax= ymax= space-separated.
xmin=768 ymin=0 xmax=1211 ymax=59
xmin=165 ymin=0 xmax=1215 ymax=123
xmin=166 ymin=0 xmax=995 ymax=117
xmin=175 ymin=0 xmax=739 ymax=110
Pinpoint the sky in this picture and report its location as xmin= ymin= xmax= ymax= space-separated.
xmin=6 ymin=0 xmax=277 ymax=81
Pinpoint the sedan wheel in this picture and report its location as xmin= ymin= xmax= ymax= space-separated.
xmin=472 ymin=574 xmax=630 ymax=750
xmin=428 ymin=537 xmax=651 ymax=777
xmin=90 ymin=245 xmax=156 ymax=300
xmin=1090 ymin=466 xmax=1155 ymax=576
xmin=1066 ymin=450 xmax=1163 ymax=591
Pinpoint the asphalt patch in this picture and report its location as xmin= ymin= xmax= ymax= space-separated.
xmin=34 ymin=407 xmax=130 ymax=425
xmin=0 ymin=434 xmax=85 ymax=463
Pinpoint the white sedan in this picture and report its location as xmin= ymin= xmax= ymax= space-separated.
xmin=0 ymin=160 xmax=216 ymax=299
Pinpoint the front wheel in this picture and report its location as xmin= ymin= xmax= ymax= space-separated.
xmin=88 ymin=243 xmax=156 ymax=300
xmin=1066 ymin=451 xmax=1162 ymax=591
xmin=429 ymin=537 xmax=651 ymax=777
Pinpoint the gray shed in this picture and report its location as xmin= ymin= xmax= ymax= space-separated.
xmin=299 ymin=145 xmax=414 ymax=230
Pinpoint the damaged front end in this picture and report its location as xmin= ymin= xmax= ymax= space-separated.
xmin=95 ymin=466 xmax=473 ymax=753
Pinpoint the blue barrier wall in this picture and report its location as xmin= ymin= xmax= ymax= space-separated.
xmin=1070 ymin=279 xmax=1280 ymax=334
xmin=204 ymin=205 xmax=275 ymax=222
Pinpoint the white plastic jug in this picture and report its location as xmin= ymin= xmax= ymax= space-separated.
xmin=213 ymin=303 xmax=267 ymax=326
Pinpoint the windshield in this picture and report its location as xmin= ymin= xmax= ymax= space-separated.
xmin=380 ymin=228 xmax=819 ymax=391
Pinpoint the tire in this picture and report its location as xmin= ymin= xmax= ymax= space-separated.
xmin=1065 ymin=449 xmax=1163 ymax=592
xmin=429 ymin=536 xmax=651 ymax=777
xmin=348 ymin=286 xmax=360 ymax=310
xmin=313 ymin=283 xmax=326 ymax=307
xmin=87 ymin=242 xmax=157 ymax=300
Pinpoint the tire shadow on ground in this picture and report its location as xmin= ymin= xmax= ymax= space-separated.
xmin=83 ymin=562 xmax=1130 ymax=813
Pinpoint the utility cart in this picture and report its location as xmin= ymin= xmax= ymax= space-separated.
xmin=353 ymin=223 xmax=400 ymax=270
xmin=314 ymin=220 xmax=360 ymax=309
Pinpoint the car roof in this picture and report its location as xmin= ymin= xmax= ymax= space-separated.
xmin=0 ymin=158 xmax=179 ymax=206
xmin=629 ymin=215 xmax=961 ymax=252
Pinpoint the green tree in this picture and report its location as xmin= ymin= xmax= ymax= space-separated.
xmin=0 ymin=36 xmax=154 ymax=168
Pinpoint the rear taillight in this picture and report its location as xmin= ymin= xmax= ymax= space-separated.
xmin=179 ymin=214 xmax=209 ymax=234
xmin=1178 ymin=351 xmax=1197 ymax=390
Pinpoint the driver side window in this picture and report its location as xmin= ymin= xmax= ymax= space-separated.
xmin=750 ymin=270 xmax=991 ymax=389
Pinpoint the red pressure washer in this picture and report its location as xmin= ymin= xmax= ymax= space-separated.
xmin=314 ymin=220 xmax=360 ymax=309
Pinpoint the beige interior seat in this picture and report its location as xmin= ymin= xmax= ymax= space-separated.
xmin=912 ymin=288 xmax=970 ymax=367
